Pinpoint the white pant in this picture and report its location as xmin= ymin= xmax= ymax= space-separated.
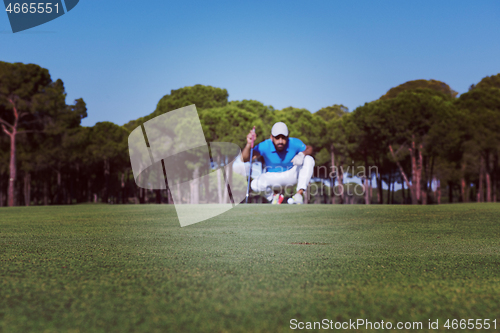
xmin=251 ymin=155 xmax=315 ymax=201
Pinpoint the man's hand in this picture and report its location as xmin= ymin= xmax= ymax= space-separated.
xmin=241 ymin=128 xmax=258 ymax=162
xmin=246 ymin=130 xmax=256 ymax=146
xmin=291 ymin=152 xmax=305 ymax=166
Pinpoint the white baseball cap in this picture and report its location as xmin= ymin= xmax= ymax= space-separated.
xmin=271 ymin=122 xmax=288 ymax=137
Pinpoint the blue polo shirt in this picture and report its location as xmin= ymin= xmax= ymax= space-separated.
xmin=253 ymin=137 xmax=307 ymax=173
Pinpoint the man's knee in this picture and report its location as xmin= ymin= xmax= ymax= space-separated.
xmin=304 ymin=155 xmax=315 ymax=167
xmin=250 ymin=178 xmax=258 ymax=192
xmin=251 ymin=177 xmax=269 ymax=192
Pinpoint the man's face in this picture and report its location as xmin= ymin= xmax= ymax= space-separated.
xmin=271 ymin=134 xmax=288 ymax=151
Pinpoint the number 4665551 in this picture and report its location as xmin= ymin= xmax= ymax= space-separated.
xmin=6 ymin=3 xmax=59 ymax=14
xmin=444 ymin=319 xmax=497 ymax=330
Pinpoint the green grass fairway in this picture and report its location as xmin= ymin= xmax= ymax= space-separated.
xmin=1 ymin=204 xmax=500 ymax=332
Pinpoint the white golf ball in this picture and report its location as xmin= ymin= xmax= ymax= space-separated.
xmin=287 ymin=198 xmax=294 ymax=204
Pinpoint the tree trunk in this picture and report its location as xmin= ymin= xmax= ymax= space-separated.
xmin=364 ymin=158 xmax=370 ymax=205
xmin=460 ymin=161 xmax=467 ymax=203
xmin=75 ymin=163 xmax=81 ymax=203
xmin=32 ymin=173 xmax=38 ymax=206
xmin=494 ymin=153 xmax=498 ymax=202
xmin=1 ymin=99 xmax=21 ymax=207
xmin=389 ymin=145 xmax=416 ymax=204
xmin=121 ymin=172 xmax=126 ymax=204
xmin=330 ymin=146 xmax=336 ymax=204
xmin=203 ymin=166 xmax=210 ymax=204
xmin=103 ymin=159 xmax=110 ymax=203
xmin=176 ymin=183 xmax=181 ymax=204
xmin=430 ymin=176 xmax=436 ymax=204
xmin=44 ymin=179 xmax=49 ymax=205
xmin=411 ymin=137 xmax=420 ymax=203
xmin=228 ymin=161 xmax=233 ymax=203
xmin=154 ymin=163 xmax=161 ymax=204
xmin=16 ymin=176 xmax=22 ymax=206
xmin=485 ymin=152 xmax=492 ymax=202
xmin=368 ymin=178 xmax=372 ymax=204
xmin=56 ymin=170 xmax=62 ymax=205
xmin=428 ymin=156 xmax=435 ymax=204
xmin=7 ymin=133 xmax=17 ymax=206
xmin=167 ymin=185 xmax=173 ymax=204
xmin=417 ymin=146 xmax=422 ymax=204
xmin=437 ymin=179 xmax=441 ymax=204
xmin=493 ymin=176 xmax=497 ymax=203
xmin=215 ymin=155 xmax=223 ymax=203
xmin=65 ymin=171 xmax=69 ymax=204
xmin=87 ymin=178 xmax=92 ymax=203
xmin=376 ymin=175 xmax=383 ymax=204
xmin=222 ymin=163 xmax=229 ymax=204
xmin=486 ymin=172 xmax=492 ymax=203
xmin=390 ymin=178 xmax=394 ymax=204
xmin=386 ymin=173 xmax=392 ymax=204
xmin=191 ymin=166 xmax=199 ymax=204
xmin=138 ymin=187 xmax=143 ymax=204
xmin=401 ymin=176 xmax=406 ymax=204
xmin=133 ymin=174 xmax=139 ymax=204
xmin=420 ymin=146 xmax=427 ymax=205
xmin=448 ymin=182 xmax=453 ymax=203
xmin=330 ymin=177 xmax=335 ymax=204
xmin=0 ymin=176 xmax=3 ymax=207
xmin=68 ymin=170 xmax=73 ymax=204
xmin=363 ymin=177 xmax=370 ymax=204
xmin=478 ymin=156 xmax=484 ymax=202
xmin=24 ymin=173 xmax=31 ymax=206
xmin=338 ymin=166 xmax=344 ymax=204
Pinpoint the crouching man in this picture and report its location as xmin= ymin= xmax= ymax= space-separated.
xmin=241 ymin=122 xmax=315 ymax=204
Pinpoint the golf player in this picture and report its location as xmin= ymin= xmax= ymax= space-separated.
xmin=241 ymin=122 xmax=314 ymax=204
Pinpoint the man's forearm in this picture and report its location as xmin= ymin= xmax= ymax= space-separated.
xmin=303 ymin=145 xmax=313 ymax=156
xmin=241 ymin=143 xmax=252 ymax=162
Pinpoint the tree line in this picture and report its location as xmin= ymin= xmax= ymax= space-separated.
xmin=1 ymin=61 xmax=499 ymax=206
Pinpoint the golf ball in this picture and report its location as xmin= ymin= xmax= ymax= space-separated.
xmin=287 ymin=198 xmax=294 ymax=204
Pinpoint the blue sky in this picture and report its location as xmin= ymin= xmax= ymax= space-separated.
xmin=1 ymin=1 xmax=499 ymax=127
